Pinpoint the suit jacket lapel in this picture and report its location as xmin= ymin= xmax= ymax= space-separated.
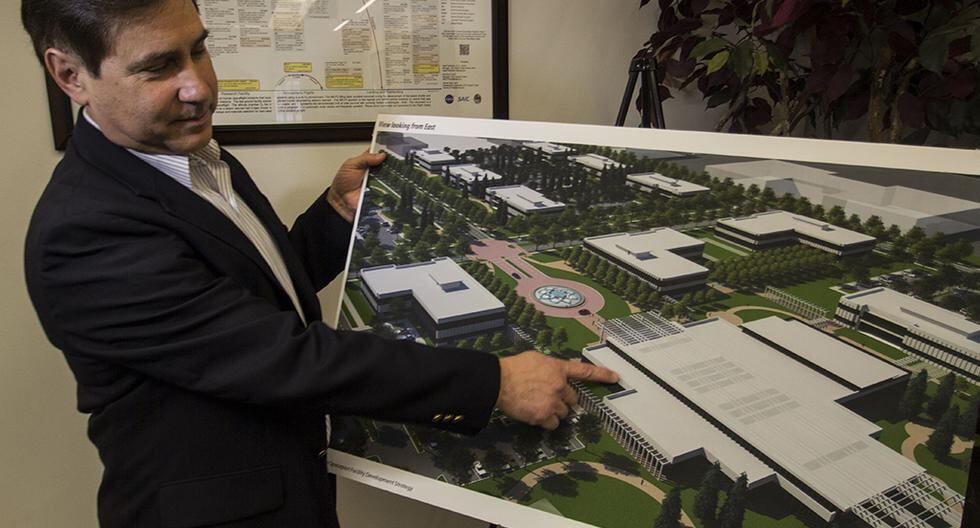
xmin=221 ymin=153 xmax=322 ymax=321
xmin=69 ymin=113 xmax=282 ymax=298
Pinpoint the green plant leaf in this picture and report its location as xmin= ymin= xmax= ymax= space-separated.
xmin=690 ymin=37 xmax=728 ymax=59
xmin=919 ymin=36 xmax=950 ymax=73
xmin=753 ymin=47 xmax=770 ymax=75
xmin=706 ymin=50 xmax=731 ymax=74
xmin=732 ymin=44 xmax=754 ymax=78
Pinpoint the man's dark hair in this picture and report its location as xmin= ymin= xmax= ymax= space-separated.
xmin=22 ymin=0 xmax=198 ymax=77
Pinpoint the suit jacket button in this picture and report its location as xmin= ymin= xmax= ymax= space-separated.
xmin=432 ymin=414 xmax=443 ymax=422
xmin=317 ymin=449 xmax=328 ymax=459
xmin=442 ymin=415 xmax=454 ymax=423
xmin=453 ymin=415 xmax=464 ymax=423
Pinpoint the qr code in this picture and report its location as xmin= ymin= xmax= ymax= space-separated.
xmin=459 ymin=44 xmax=470 ymax=56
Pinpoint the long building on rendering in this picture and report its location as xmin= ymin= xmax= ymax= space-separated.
xmin=359 ymin=258 xmax=506 ymax=342
xmin=626 ymin=172 xmax=710 ymax=198
xmin=446 ymin=164 xmax=504 ymax=193
xmin=484 ymin=185 xmax=565 ymax=217
xmin=836 ymin=287 xmax=980 ymax=381
xmin=412 ymin=148 xmax=462 ymax=172
xmin=523 ymin=141 xmax=574 ymax=160
xmin=715 ymin=210 xmax=876 ymax=256
xmin=706 ymin=159 xmax=980 ymax=235
xmin=570 ymin=153 xmax=624 ymax=175
xmin=583 ymin=229 xmax=709 ymax=294
xmin=579 ymin=312 xmax=960 ymax=526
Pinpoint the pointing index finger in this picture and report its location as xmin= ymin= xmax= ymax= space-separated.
xmin=564 ymin=361 xmax=619 ymax=384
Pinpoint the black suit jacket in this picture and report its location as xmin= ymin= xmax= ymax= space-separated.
xmin=25 ymin=114 xmax=500 ymax=528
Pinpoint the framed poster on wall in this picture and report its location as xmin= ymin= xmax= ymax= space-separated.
xmin=43 ymin=0 xmax=508 ymax=149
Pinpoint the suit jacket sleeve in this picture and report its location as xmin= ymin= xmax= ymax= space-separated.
xmin=29 ymin=211 xmax=499 ymax=433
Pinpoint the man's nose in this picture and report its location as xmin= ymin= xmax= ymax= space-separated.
xmin=177 ymin=62 xmax=213 ymax=105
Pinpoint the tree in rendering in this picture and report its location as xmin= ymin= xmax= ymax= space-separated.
xmin=927 ymin=373 xmax=957 ymax=421
xmin=446 ymin=446 xmax=477 ymax=484
xmin=958 ymin=391 xmax=980 ymax=437
xmin=653 ymin=487 xmax=683 ymax=528
xmin=483 ymin=448 xmax=508 ymax=477
xmin=898 ymin=370 xmax=928 ymax=421
xmin=926 ymin=405 xmax=960 ymax=459
xmin=717 ymin=473 xmax=748 ymax=528
xmin=693 ymin=462 xmax=723 ymax=524
xmin=550 ymin=327 xmax=569 ymax=354
xmin=576 ymin=414 xmax=602 ymax=446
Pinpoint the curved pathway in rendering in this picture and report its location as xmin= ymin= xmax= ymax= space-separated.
xmin=508 ymin=461 xmax=694 ymax=527
xmin=707 ymin=305 xmax=802 ymax=326
xmin=470 ymin=239 xmax=606 ymax=319
xmin=901 ymin=423 xmax=975 ymax=461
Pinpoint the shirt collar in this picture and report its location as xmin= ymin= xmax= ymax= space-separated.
xmin=82 ymin=107 xmax=221 ymax=190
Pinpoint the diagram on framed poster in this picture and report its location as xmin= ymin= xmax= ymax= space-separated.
xmin=328 ymin=115 xmax=980 ymax=528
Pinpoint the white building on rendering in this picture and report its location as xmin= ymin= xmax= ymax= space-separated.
xmin=570 ymin=153 xmax=625 ymax=175
xmin=412 ymin=148 xmax=462 ymax=172
xmin=523 ymin=141 xmax=574 ymax=160
xmin=706 ymin=159 xmax=980 ymax=235
xmin=484 ymin=185 xmax=565 ymax=217
xmin=359 ymin=258 xmax=506 ymax=342
xmin=583 ymin=229 xmax=708 ymax=293
xmin=579 ymin=313 xmax=959 ymax=526
xmin=716 ymin=210 xmax=877 ymax=256
xmin=446 ymin=164 xmax=504 ymax=193
xmin=626 ymin=172 xmax=710 ymax=198
xmin=837 ymin=287 xmax=980 ymax=381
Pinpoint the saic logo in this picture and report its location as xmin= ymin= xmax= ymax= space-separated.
xmin=444 ymin=94 xmax=455 ymax=104
xmin=458 ymin=95 xmax=471 ymax=103
xmin=474 ymin=93 xmax=482 ymax=104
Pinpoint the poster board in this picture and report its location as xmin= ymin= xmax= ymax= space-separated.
xmin=329 ymin=115 xmax=980 ymax=527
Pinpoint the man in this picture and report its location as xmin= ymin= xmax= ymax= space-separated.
xmin=22 ymin=0 xmax=617 ymax=526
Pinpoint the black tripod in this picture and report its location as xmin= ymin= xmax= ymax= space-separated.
xmin=615 ymin=53 xmax=666 ymax=129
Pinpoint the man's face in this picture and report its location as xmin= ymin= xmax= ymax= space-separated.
xmin=81 ymin=0 xmax=218 ymax=154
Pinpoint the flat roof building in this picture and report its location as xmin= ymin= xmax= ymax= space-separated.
xmin=570 ymin=153 xmax=625 ymax=174
xmin=707 ymin=159 xmax=980 ymax=235
xmin=485 ymin=185 xmax=565 ymax=217
xmin=837 ymin=287 xmax=980 ymax=381
xmin=626 ymin=172 xmax=710 ymax=198
xmin=583 ymin=229 xmax=708 ymax=293
xmin=377 ymin=133 xmax=428 ymax=159
xmin=523 ymin=141 xmax=574 ymax=159
xmin=446 ymin=164 xmax=504 ymax=192
xmin=715 ymin=210 xmax=876 ymax=256
xmin=412 ymin=148 xmax=462 ymax=172
xmin=359 ymin=258 xmax=506 ymax=342
xmin=579 ymin=313 xmax=959 ymax=525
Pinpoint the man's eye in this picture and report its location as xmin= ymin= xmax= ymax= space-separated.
xmin=143 ymin=63 xmax=169 ymax=74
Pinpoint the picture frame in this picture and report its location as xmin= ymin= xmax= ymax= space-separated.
xmin=43 ymin=0 xmax=509 ymax=150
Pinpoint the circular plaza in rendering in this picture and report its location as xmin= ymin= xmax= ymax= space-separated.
xmin=534 ymin=285 xmax=586 ymax=309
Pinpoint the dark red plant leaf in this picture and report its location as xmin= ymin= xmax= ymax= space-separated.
xmin=840 ymin=92 xmax=870 ymax=121
xmin=803 ymin=66 xmax=834 ymax=96
xmin=917 ymin=72 xmax=949 ymax=98
xmin=888 ymin=31 xmax=916 ymax=59
xmin=950 ymin=36 xmax=971 ymax=58
xmin=718 ymin=4 xmax=735 ymax=26
xmin=772 ymin=0 xmax=800 ymax=27
xmin=659 ymin=85 xmax=674 ymax=101
xmin=898 ymin=92 xmax=926 ymax=128
xmin=666 ymin=58 xmax=696 ymax=79
xmin=894 ymin=0 xmax=929 ymax=16
xmin=690 ymin=0 xmax=709 ymax=16
xmin=744 ymin=99 xmax=773 ymax=131
xmin=680 ymin=36 xmax=703 ymax=58
xmin=946 ymin=68 xmax=977 ymax=98
xmin=640 ymin=0 xmax=652 ymax=7
xmin=659 ymin=1 xmax=678 ymax=30
xmin=825 ymin=67 xmax=854 ymax=103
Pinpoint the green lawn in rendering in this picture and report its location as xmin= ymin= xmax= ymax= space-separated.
xmin=492 ymin=263 xmax=518 ymax=288
xmin=834 ymin=327 xmax=907 ymax=360
xmin=701 ymin=241 xmax=742 ymax=261
xmin=781 ymin=277 xmax=844 ymax=313
xmin=505 ymin=258 xmax=533 ymax=277
xmin=525 ymin=260 xmax=632 ymax=319
xmin=547 ymin=316 xmax=599 ymax=354
xmin=526 ymin=250 xmax=563 ymax=263
xmin=914 ymin=445 xmax=972 ymax=494
xmin=520 ymin=475 xmax=662 ymax=528
xmin=344 ymin=283 xmax=375 ymax=325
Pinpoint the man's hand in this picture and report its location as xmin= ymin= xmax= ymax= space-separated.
xmin=496 ymin=351 xmax=619 ymax=430
xmin=326 ymin=151 xmax=386 ymax=222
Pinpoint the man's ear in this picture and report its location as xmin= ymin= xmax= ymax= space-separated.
xmin=44 ymin=48 xmax=92 ymax=107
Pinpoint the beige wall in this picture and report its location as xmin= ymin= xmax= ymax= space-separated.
xmin=1 ymin=1 xmax=714 ymax=526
